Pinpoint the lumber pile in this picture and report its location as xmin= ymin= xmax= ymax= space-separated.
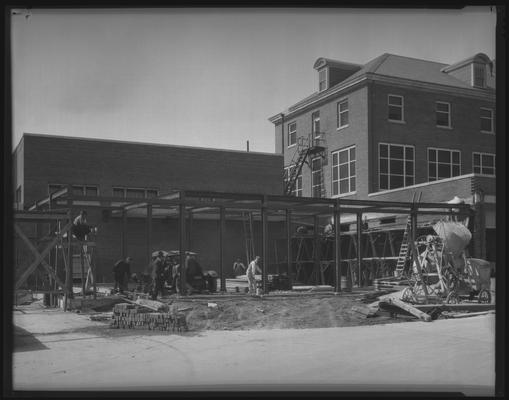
xmin=373 ymin=276 xmax=412 ymax=291
xmin=110 ymin=303 xmax=188 ymax=332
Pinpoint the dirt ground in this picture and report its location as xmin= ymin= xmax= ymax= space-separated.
xmin=78 ymin=290 xmax=414 ymax=335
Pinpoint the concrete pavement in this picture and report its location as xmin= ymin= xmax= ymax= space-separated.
xmin=12 ymin=306 xmax=495 ymax=396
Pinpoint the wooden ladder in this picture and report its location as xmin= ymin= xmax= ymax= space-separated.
xmin=394 ymin=192 xmax=422 ymax=278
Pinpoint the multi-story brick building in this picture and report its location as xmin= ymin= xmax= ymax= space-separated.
xmin=269 ymin=53 xmax=496 ymax=261
xmin=12 ymin=133 xmax=284 ymax=280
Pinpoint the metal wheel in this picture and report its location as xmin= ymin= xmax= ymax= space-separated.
xmin=478 ymin=289 xmax=491 ymax=304
xmin=446 ymin=290 xmax=460 ymax=304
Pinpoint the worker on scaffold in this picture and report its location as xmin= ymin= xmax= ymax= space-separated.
xmin=71 ymin=210 xmax=94 ymax=241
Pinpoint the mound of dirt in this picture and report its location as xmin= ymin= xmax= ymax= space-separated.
xmin=167 ymin=295 xmax=411 ymax=331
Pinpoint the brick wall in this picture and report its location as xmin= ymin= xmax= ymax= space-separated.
xmin=21 ymin=134 xmax=284 ymax=205
xmin=370 ymin=83 xmax=496 ymax=191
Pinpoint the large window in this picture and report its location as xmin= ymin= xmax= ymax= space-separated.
xmin=428 ymin=148 xmax=461 ymax=181
xmin=379 ymin=143 xmax=414 ymax=190
xmin=113 ymin=187 xmax=159 ymax=198
xmin=318 ymin=68 xmax=327 ymax=92
xmin=288 ymin=122 xmax=297 ymax=147
xmin=388 ymin=95 xmax=404 ymax=122
xmin=311 ymin=111 xmax=321 ymax=140
xmin=473 ymin=152 xmax=495 ymax=176
xmin=436 ymin=102 xmax=451 ymax=128
xmin=337 ymin=99 xmax=349 ymax=129
xmin=311 ymin=158 xmax=323 ymax=198
xmin=332 ymin=146 xmax=356 ymax=196
xmin=284 ymin=165 xmax=302 ymax=197
xmin=480 ymin=108 xmax=494 ymax=133
xmin=48 ymin=184 xmax=98 ymax=196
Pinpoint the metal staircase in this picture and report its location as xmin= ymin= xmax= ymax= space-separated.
xmin=284 ymin=134 xmax=327 ymax=196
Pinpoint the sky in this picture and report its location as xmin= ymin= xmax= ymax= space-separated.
xmin=11 ymin=7 xmax=496 ymax=153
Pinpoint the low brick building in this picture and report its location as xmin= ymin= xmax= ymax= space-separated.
xmin=13 ymin=133 xmax=284 ymax=281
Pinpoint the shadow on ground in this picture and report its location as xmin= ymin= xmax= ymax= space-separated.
xmin=14 ymin=326 xmax=49 ymax=353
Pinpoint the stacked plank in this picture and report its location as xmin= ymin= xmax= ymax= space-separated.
xmin=373 ymin=276 xmax=411 ymax=291
xmin=110 ymin=303 xmax=188 ymax=332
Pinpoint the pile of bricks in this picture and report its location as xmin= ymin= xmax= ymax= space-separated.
xmin=110 ymin=303 xmax=188 ymax=333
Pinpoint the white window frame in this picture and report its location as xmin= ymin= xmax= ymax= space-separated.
xmin=378 ymin=143 xmax=415 ymax=191
xmin=113 ymin=187 xmax=159 ymax=198
xmin=48 ymin=183 xmax=99 ymax=196
xmin=472 ymin=63 xmax=486 ymax=88
xmin=337 ymin=99 xmax=349 ymax=130
xmin=387 ymin=94 xmax=404 ymax=123
xmin=472 ymin=152 xmax=496 ymax=176
xmin=331 ymin=145 xmax=356 ymax=197
xmin=318 ymin=68 xmax=328 ymax=92
xmin=287 ymin=122 xmax=297 ymax=148
xmin=436 ymin=101 xmax=452 ymax=129
xmin=480 ymin=107 xmax=494 ymax=134
xmin=427 ymin=147 xmax=461 ymax=182
xmin=311 ymin=157 xmax=323 ymax=198
xmin=311 ymin=111 xmax=321 ymax=139
xmin=284 ymin=165 xmax=303 ymax=197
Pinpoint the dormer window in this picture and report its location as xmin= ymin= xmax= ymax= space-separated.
xmin=318 ymin=68 xmax=328 ymax=92
xmin=473 ymin=63 xmax=486 ymax=88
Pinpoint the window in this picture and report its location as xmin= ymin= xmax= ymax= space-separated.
xmin=284 ymin=165 xmax=302 ymax=197
xmin=480 ymin=108 xmax=494 ymax=133
xmin=473 ymin=63 xmax=486 ymax=88
xmin=318 ymin=68 xmax=327 ymax=92
xmin=473 ymin=152 xmax=495 ymax=176
xmin=332 ymin=146 xmax=356 ymax=196
xmin=311 ymin=111 xmax=320 ymax=139
xmin=113 ymin=187 xmax=159 ymax=198
xmin=337 ymin=100 xmax=349 ymax=129
xmin=379 ymin=144 xmax=415 ymax=190
xmin=288 ymin=122 xmax=297 ymax=147
xmin=311 ymin=158 xmax=323 ymax=198
xmin=388 ymin=95 xmax=404 ymax=122
xmin=436 ymin=102 xmax=451 ymax=128
xmin=15 ymin=186 xmax=22 ymax=203
xmin=428 ymin=148 xmax=461 ymax=181
xmin=48 ymin=184 xmax=98 ymax=196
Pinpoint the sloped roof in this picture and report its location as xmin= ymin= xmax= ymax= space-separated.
xmin=278 ymin=53 xmax=494 ymax=117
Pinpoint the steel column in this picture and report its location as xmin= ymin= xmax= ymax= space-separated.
xmin=286 ymin=209 xmax=292 ymax=286
xmin=356 ymin=212 xmax=363 ymax=287
xmin=334 ymin=203 xmax=341 ymax=293
xmin=179 ymin=203 xmax=186 ymax=295
xmin=147 ymin=204 xmax=152 ymax=264
xmin=219 ymin=206 xmax=226 ymax=292
xmin=261 ymin=199 xmax=268 ymax=294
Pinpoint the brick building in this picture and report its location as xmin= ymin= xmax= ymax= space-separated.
xmin=13 ymin=134 xmax=284 ymax=281
xmin=269 ymin=53 xmax=496 ymax=261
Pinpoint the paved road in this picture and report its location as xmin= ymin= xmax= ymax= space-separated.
xmin=12 ymin=306 xmax=495 ymax=395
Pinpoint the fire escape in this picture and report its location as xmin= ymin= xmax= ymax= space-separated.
xmin=284 ymin=132 xmax=327 ymax=197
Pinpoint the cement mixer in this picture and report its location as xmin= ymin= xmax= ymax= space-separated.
xmin=401 ymin=220 xmax=491 ymax=304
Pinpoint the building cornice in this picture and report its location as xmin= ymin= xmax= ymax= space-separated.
xmin=268 ymin=73 xmax=495 ymax=124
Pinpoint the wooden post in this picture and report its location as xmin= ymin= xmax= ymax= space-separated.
xmin=410 ymin=206 xmax=418 ymax=246
xmin=219 ymin=206 xmax=226 ymax=292
xmin=66 ymin=192 xmax=74 ymax=302
xmin=286 ymin=209 xmax=292 ymax=286
xmin=80 ymin=246 xmax=86 ymax=296
xmin=187 ymin=211 xmax=194 ymax=252
xmin=334 ymin=203 xmax=341 ymax=293
xmin=356 ymin=212 xmax=363 ymax=287
xmin=121 ymin=210 xmax=127 ymax=259
xmin=313 ymin=215 xmax=321 ymax=284
xmin=147 ymin=204 xmax=152 ymax=265
xmin=179 ymin=201 xmax=186 ymax=295
xmin=261 ymin=197 xmax=268 ymax=294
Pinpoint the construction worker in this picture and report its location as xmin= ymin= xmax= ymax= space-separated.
xmin=246 ymin=255 xmax=261 ymax=294
xmin=151 ymin=251 xmax=166 ymax=300
xmin=71 ymin=210 xmax=92 ymax=241
xmin=232 ymin=257 xmax=246 ymax=276
xmin=113 ymin=256 xmax=132 ymax=294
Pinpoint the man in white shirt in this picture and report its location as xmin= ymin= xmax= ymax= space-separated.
xmin=246 ymin=256 xmax=261 ymax=294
